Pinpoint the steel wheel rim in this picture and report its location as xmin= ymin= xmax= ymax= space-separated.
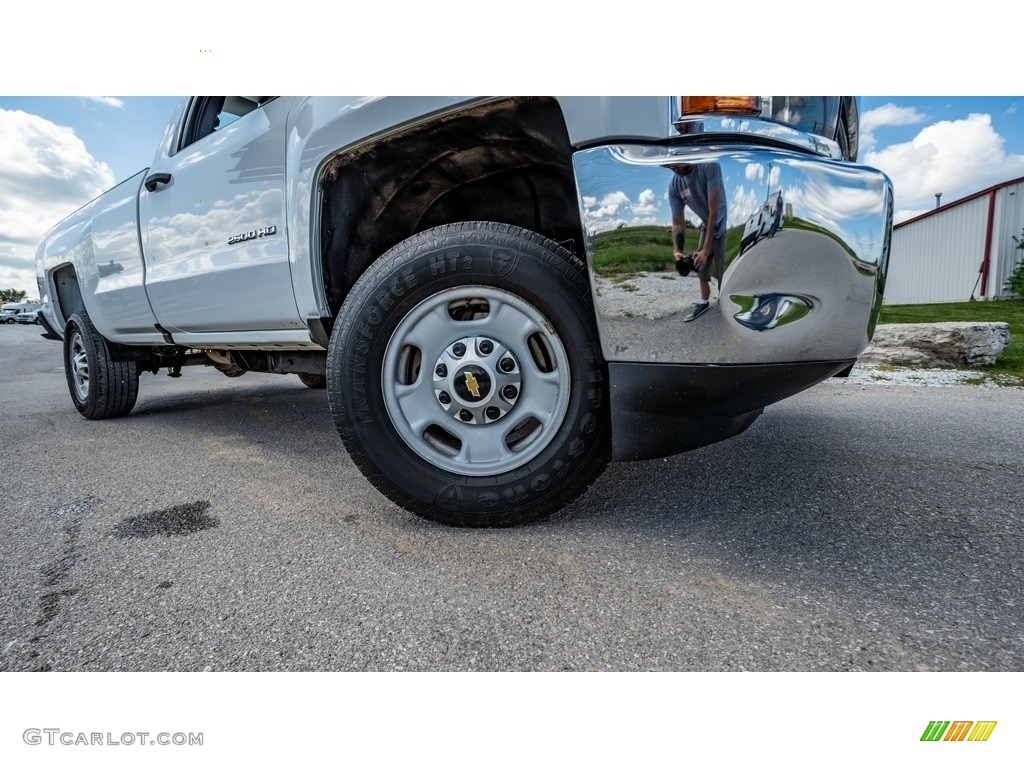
xmin=382 ymin=286 xmax=571 ymax=477
xmin=69 ymin=330 xmax=90 ymax=401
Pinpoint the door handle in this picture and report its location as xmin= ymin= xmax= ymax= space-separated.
xmin=144 ymin=172 xmax=173 ymax=192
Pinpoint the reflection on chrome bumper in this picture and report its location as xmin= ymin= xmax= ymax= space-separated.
xmin=574 ymin=144 xmax=893 ymax=365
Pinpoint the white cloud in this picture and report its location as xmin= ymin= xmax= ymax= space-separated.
xmin=85 ymin=96 xmax=125 ymax=109
xmin=589 ymin=204 xmax=620 ymax=219
xmin=741 ymin=161 xmax=780 ymax=188
xmin=0 ymin=109 xmax=115 ymax=295
xmin=583 ymin=190 xmax=630 ymax=220
xmin=583 ymin=189 xmax=664 ymax=233
xmin=864 ymin=113 xmax=1024 ymax=221
xmin=599 ymin=191 xmax=629 ymax=208
xmin=729 ymin=184 xmax=761 ymax=223
xmin=894 ymin=208 xmax=929 ymax=224
xmin=860 ymin=103 xmax=927 ymax=155
xmin=630 ymin=188 xmax=658 ymax=215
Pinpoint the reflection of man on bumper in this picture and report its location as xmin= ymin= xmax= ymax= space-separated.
xmin=669 ymin=162 xmax=727 ymax=322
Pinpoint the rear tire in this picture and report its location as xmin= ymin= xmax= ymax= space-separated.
xmin=327 ymin=222 xmax=610 ymax=527
xmin=297 ymin=373 xmax=326 ymax=389
xmin=64 ymin=312 xmax=139 ymax=419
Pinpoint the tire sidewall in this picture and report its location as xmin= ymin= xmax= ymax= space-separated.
xmin=63 ymin=315 xmax=95 ymax=415
xmin=62 ymin=312 xmax=138 ymax=420
xmin=329 ymin=225 xmax=608 ymax=524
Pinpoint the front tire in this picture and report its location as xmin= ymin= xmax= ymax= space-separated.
xmin=327 ymin=222 xmax=610 ymax=527
xmin=64 ymin=312 xmax=139 ymax=419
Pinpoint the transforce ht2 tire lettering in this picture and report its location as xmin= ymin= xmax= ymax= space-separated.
xmin=327 ymin=222 xmax=610 ymax=526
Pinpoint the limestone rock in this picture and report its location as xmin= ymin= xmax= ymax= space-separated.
xmin=861 ymin=322 xmax=1011 ymax=367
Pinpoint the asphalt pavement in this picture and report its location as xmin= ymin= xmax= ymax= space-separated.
xmin=1 ymin=322 xmax=1021 ymax=671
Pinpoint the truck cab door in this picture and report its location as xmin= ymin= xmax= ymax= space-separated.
xmin=140 ymin=97 xmax=300 ymax=335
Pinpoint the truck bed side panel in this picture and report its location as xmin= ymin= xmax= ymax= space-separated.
xmin=39 ymin=169 xmax=164 ymax=343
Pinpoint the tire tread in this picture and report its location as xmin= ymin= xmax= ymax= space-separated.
xmin=64 ymin=312 xmax=139 ymax=420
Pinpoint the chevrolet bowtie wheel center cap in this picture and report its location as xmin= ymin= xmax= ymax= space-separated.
xmin=433 ymin=336 xmax=521 ymax=425
xmin=454 ymin=365 xmax=491 ymax=401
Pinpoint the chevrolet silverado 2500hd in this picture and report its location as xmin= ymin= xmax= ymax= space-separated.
xmin=36 ymin=96 xmax=892 ymax=526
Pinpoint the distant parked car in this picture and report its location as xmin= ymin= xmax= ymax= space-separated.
xmin=2 ymin=302 xmax=42 ymax=322
xmin=14 ymin=310 xmax=41 ymax=324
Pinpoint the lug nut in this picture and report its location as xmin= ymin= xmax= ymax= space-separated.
xmin=479 ymin=339 xmax=493 ymax=355
xmin=435 ymin=364 xmax=447 ymax=378
xmin=485 ymin=406 xmax=501 ymax=420
xmin=459 ymin=409 xmax=473 ymax=422
xmin=438 ymin=391 xmax=451 ymax=405
xmin=452 ymin=343 xmax=466 ymax=358
xmin=499 ymin=357 xmax=515 ymax=373
xmin=502 ymin=385 xmax=518 ymax=399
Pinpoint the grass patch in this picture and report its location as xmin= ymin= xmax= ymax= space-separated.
xmin=878 ymin=300 xmax=1024 ymax=383
xmin=591 ymin=225 xmax=745 ymax=277
xmin=592 ymin=227 xmax=680 ymax=276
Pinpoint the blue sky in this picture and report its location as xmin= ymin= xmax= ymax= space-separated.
xmin=7 ymin=96 xmax=1024 ymax=198
xmin=0 ymin=97 xmax=182 ymax=181
xmin=860 ymin=96 xmax=1024 ymax=154
xmin=2 ymin=96 xmax=1024 ymax=296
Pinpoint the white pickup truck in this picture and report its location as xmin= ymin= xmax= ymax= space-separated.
xmin=36 ymin=96 xmax=892 ymax=526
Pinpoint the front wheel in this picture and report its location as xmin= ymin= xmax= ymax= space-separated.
xmin=64 ymin=312 xmax=139 ymax=419
xmin=327 ymin=222 xmax=610 ymax=527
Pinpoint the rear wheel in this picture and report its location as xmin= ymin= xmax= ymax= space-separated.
xmin=327 ymin=222 xmax=610 ymax=527
xmin=297 ymin=373 xmax=326 ymax=389
xmin=64 ymin=312 xmax=139 ymax=419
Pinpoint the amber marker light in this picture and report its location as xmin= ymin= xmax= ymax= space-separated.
xmin=680 ymin=97 xmax=761 ymax=115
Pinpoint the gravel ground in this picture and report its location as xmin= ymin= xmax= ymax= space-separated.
xmin=839 ymin=365 xmax=1021 ymax=388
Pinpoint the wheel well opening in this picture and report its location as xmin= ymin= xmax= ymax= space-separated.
xmin=319 ymin=97 xmax=584 ymax=316
xmin=52 ymin=264 xmax=85 ymax=327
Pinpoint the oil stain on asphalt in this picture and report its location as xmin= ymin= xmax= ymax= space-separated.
xmin=113 ymin=501 xmax=219 ymax=539
xmin=31 ymin=499 xmax=95 ymax=670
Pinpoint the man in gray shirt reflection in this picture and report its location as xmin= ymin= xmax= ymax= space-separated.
xmin=669 ymin=162 xmax=727 ymax=322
